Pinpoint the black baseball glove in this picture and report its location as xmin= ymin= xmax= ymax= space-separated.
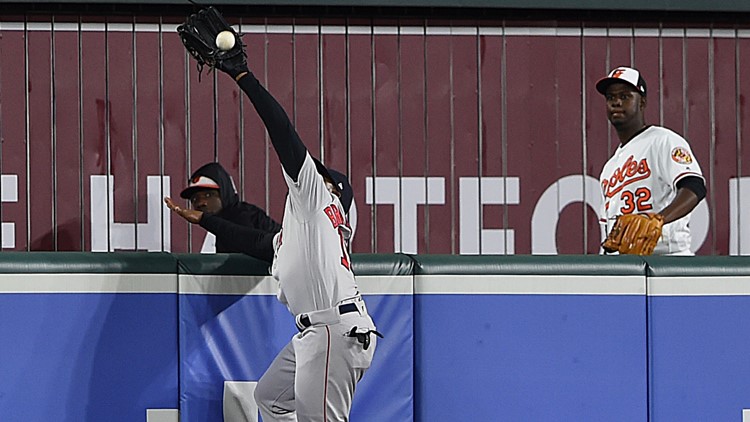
xmin=177 ymin=7 xmax=248 ymax=79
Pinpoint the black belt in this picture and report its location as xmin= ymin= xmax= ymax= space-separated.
xmin=297 ymin=303 xmax=359 ymax=332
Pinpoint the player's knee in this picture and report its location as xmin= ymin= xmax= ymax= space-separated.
xmin=253 ymin=381 xmax=270 ymax=409
xmin=253 ymin=378 xmax=281 ymax=414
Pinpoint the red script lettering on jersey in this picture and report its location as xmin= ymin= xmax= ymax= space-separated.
xmin=324 ymin=204 xmax=352 ymax=270
xmin=324 ymin=204 xmax=346 ymax=228
xmin=602 ymin=155 xmax=651 ymax=198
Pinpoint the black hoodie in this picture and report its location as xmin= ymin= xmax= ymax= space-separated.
xmin=182 ymin=162 xmax=281 ymax=262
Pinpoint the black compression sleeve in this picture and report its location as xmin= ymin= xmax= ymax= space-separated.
xmin=236 ymin=72 xmax=307 ymax=181
xmin=676 ymin=176 xmax=706 ymax=202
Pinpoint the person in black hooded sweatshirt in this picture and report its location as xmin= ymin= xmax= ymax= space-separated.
xmin=164 ymin=162 xmax=281 ymax=263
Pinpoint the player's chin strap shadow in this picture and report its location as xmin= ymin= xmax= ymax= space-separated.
xmin=348 ymin=326 xmax=383 ymax=350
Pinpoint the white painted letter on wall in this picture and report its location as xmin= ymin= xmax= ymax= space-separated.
xmin=90 ymin=175 xmax=171 ymax=252
xmin=531 ymin=175 xmax=602 ymax=255
xmin=730 ymin=177 xmax=750 ymax=256
xmin=1 ymin=175 xmax=17 ymax=249
xmin=459 ymin=177 xmax=520 ymax=255
xmin=366 ymin=177 xmax=445 ymax=254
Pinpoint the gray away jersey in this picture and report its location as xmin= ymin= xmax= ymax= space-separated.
xmin=271 ymin=153 xmax=359 ymax=316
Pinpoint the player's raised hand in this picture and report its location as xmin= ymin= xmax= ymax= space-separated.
xmin=177 ymin=7 xmax=248 ymax=80
xmin=164 ymin=197 xmax=203 ymax=224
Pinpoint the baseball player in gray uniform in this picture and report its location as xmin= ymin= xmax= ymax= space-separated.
xmin=215 ymin=45 xmax=380 ymax=421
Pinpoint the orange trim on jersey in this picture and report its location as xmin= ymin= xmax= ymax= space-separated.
xmin=673 ymin=172 xmax=704 ymax=186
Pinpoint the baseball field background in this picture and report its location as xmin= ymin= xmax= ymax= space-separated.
xmin=0 ymin=2 xmax=749 ymax=255
xmin=1 ymin=1 xmax=750 ymax=421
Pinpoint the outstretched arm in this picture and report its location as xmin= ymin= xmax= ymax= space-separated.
xmin=233 ymin=70 xmax=307 ymax=182
xmin=177 ymin=7 xmax=307 ymax=181
xmin=199 ymin=214 xmax=277 ymax=262
xmin=165 ymin=197 xmax=278 ymax=261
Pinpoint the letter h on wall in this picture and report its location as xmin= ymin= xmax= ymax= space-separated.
xmin=90 ymin=175 xmax=171 ymax=252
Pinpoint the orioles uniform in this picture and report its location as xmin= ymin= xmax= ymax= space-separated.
xmin=599 ymin=125 xmax=704 ymax=255
xmin=231 ymin=67 xmax=379 ymax=421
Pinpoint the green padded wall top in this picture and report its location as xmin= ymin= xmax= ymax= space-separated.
xmin=0 ymin=252 xmax=178 ymax=274
xmin=0 ymin=252 xmax=747 ymax=278
xmin=645 ymin=256 xmax=750 ymax=277
xmin=176 ymin=253 xmax=415 ymax=276
xmin=175 ymin=253 xmax=271 ymax=275
xmin=413 ymin=254 xmax=647 ymax=276
xmin=351 ymin=254 xmax=414 ymax=276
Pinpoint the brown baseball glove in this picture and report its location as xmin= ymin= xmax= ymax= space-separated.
xmin=602 ymin=213 xmax=664 ymax=255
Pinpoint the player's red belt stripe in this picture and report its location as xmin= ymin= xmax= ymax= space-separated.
xmin=323 ymin=326 xmax=331 ymax=421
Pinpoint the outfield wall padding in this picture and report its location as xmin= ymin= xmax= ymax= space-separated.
xmin=0 ymin=252 xmax=747 ymax=421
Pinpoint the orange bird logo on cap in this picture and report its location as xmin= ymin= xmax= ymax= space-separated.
xmin=611 ymin=69 xmax=626 ymax=79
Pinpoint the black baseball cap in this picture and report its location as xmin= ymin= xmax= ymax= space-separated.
xmin=596 ymin=66 xmax=647 ymax=97
xmin=312 ymin=157 xmax=354 ymax=215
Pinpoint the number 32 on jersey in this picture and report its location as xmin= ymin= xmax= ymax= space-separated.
xmin=619 ymin=187 xmax=653 ymax=214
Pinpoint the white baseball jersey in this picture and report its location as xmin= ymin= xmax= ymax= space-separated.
xmin=271 ymin=152 xmax=360 ymax=316
xmin=599 ymin=125 xmax=704 ymax=255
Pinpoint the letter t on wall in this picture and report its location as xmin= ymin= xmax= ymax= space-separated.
xmin=366 ymin=177 xmax=445 ymax=254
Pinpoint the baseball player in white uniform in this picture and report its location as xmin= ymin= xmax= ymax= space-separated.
xmin=217 ymin=59 xmax=380 ymax=420
xmin=596 ymin=66 xmax=706 ymax=255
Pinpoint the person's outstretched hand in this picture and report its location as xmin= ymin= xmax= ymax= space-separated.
xmin=165 ymin=197 xmax=203 ymax=224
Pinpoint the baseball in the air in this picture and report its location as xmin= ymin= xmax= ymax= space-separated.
xmin=215 ymin=31 xmax=235 ymax=51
